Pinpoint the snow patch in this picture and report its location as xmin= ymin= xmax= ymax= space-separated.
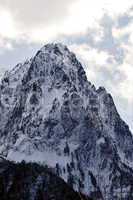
xmin=97 ymin=137 xmax=105 ymax=145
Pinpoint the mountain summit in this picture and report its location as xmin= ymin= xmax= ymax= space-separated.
xmin=0 ymin=43 xmax=133 ymax=199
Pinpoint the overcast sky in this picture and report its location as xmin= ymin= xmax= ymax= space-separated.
xmin=0 ymin=0 xmax=133 ymax=131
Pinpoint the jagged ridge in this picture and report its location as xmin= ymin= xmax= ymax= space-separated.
xmin=0 ymin=43 xmax=133 ymax=199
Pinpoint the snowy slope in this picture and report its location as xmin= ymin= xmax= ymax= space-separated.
xmin=0 ymin=43 xmax=133 ymax=199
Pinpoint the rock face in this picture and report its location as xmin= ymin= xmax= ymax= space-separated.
xmin=0 ymin=43 xmax=133 ymax=199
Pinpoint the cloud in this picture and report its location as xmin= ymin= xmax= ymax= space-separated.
xmin=117 ymin=14 xmax=133 ymax=28
xmin=0 ymin=0 xmax=132 ymax=44
xmin=62 ymin=14 xmax=128 ymax=64
xmin=0 ymin=0 xmax=78 ymax=44
xmin=0 ymin=0 xmax=76 ymax=28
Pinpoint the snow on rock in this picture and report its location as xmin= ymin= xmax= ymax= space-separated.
xmin=0 ymin=43 xmax=133 ymax=199
xmin=96 ymin=137 xmax=105 ymax=145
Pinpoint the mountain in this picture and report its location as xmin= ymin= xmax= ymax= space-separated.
xmin=0 ymin=43 xmax=133 ymax=199
xmin=0 ymin=159 xmax=90 ymax=200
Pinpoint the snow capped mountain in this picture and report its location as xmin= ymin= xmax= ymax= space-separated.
xmin=0 ymin=43 xmax=133 ymax=199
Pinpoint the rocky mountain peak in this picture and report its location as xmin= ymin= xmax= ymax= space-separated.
xmin=23 ymin=43 xmax=88 ymax=90
xmin=0 ymin=43 xmax=133 ymax=199
xmin=40 ymin=43 xmax=70 ymax=54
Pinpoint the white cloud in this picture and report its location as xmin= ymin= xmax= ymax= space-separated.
xmin=0 ymin=8 xmax=18 ymax=38
xmin=0 ymin=0 xmax=132 ymax=43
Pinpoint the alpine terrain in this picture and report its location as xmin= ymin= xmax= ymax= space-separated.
xmin=0 ymin=43 xmax=133 ymax=199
